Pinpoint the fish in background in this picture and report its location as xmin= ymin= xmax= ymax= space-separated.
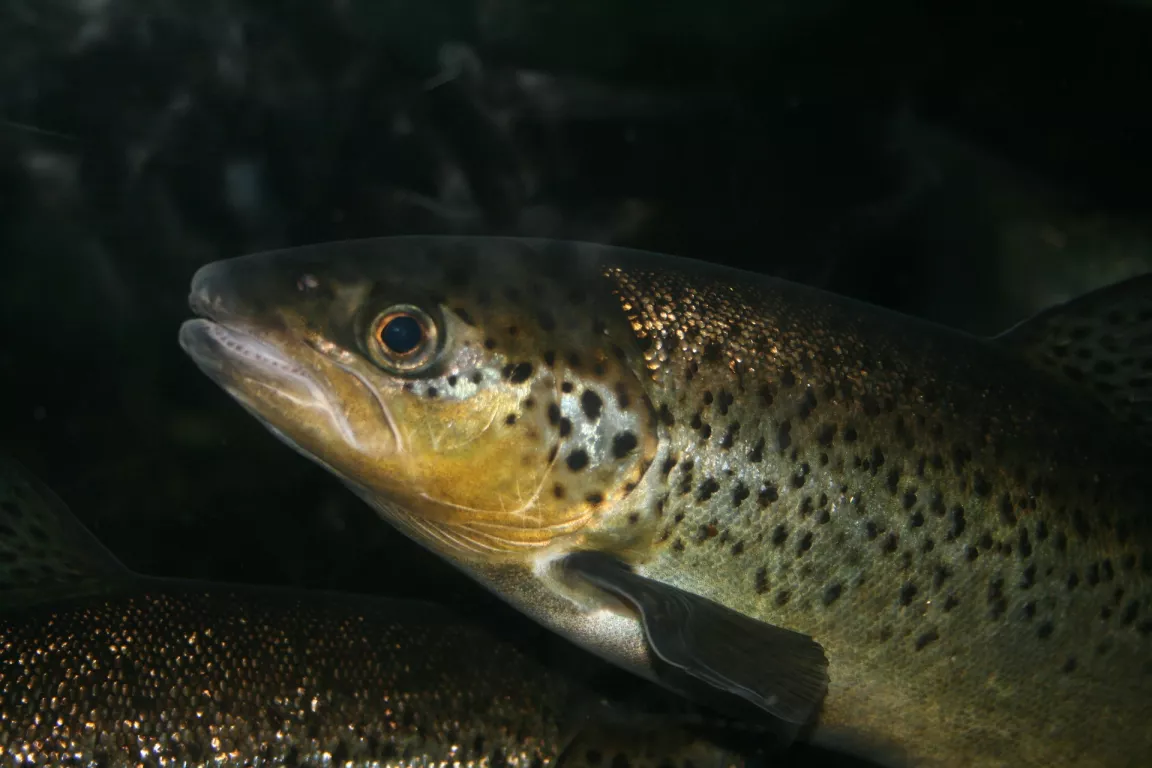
xmin=179 ymin=236 xmax=1152 ymax=767
xmin=849 ymin=108 xmax=1152 ymax=336
xmin=0 ymin=456 xmax=764 ymax=768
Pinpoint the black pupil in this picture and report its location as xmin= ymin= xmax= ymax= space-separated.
xmin=381 ymin=315 xmax=423 ymax=355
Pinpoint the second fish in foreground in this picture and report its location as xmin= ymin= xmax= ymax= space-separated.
xmin=0 ymin=457 xmax=759 ymax=767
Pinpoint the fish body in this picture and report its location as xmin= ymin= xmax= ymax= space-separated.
xmin=181 ymin=236 xmax=1152 ymax=767
xmin=0 ymin=459 xmax=749 ymax=768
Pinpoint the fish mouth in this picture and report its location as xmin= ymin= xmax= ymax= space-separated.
xmin=179 ymin=315 xmax=308 ymax=385
xmin=179 ymin=267 xmax=403 ymax=462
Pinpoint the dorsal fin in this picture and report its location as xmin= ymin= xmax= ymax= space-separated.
xmin=0 ymin=456 xmax=131 ymax=609
xmin=996 ymin=273 xmax=1152 ymax=442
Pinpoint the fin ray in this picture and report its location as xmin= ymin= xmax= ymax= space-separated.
xmin=0 ymin=457 xmax=131 ymax=609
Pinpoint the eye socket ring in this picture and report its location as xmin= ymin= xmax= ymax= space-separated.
xmin=367 ymin=304 xmax=440 ymax=373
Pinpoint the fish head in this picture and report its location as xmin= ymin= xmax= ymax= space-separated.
xmin=180 ymin=237 xmax=660 ymax=566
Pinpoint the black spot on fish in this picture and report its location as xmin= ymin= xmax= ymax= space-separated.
xmin=754 ymin=567 xmax=769 ymax=593
xmin=544 ymin=350 xmax=557 ymax=367
xmin=731 ymin=540 xmax=745 ymax=555
xmin=661 ymin=457 xmax=678 ymax=475
xmin=615 ymin=383 xmax=631 ymax=409
xmin=719 ymin=422 xmax=739 ymax=449
xmin=933 ymin=566 xmax=951 ymax=590
xmin=733 ymin=483 xmax=750 ymax=505
xmin=943 ymin=594 xmax=960 ymax=612
xmin=748 ymin=437 xmax=765 ymax=463
xmin=1062 ymin=657 xmax=1078 ymax=673
xmin=581 ymin=390 xmax=603 ymax=421
xmin=965 ymin=546 xmax=979 ymax=561
xmin=796 ymin=531 xmax=813 ymax=555
xmin=758 ymin=484 xmax=779 ymax=506
xmin=914 ymin=629 xmax=939 ymax=651
xmin=506 ymin=362 xmax=534 ymax=383
xmin=553 ymin=484 xmax=566 ymax=499
xmin=882 ymin=533 xmax=899 ymax=554
xmin=586 ymin=493 xmax=604 ymax=506
xmin=775 ymin=590 xmax=791 ymax=606
xmin=798 ymin=389 xmax=817 ymax=420
xmin=886 ymin=469 xmax=901 ymax=494
xmin=1019 ymin=528 xmax=1033 ymax=559
xmin=471 ymin=371 xmax=484 ymax=385
xmin=864 ymin=521 xmax=878 ymax=540
xmin=1087 ymin=563 xmax=1100 ymax=587
xmin=1121 ymin=600 xmax=1139 ymax=625
xmin=988 ymin=578 xmax=1007 ymax=620
xmin=998 ymin=494 xmax=1017 ymax=527
xmin=823 ymin=583 xmax=843 ymax=606
xmin=566 ymin=450 xmax=589 ymax=471
xmin=612 ymin=432 xmax=638 ymax=459
xmin=771 ymin=525 xmax=788 ymax=546
xmin=547 ymin=403 xmax=561 ymax=425
xmin=1020 ymin=564 xmax=1036 ymax=589
xmin=791 ymin=464 xmax=810 ymax=489
xmin=505 ymin=414 xmax=517 ymax=426
xmin=898 ymin=582 xmax=918 ymax=606
xmin=718 ymin=390 xmax=734 ymax=415
xmin=973 ymin=473 xmax=991 ymax=497
xmin=945 ymin=506 xmax=966 ymax=541
xmin=697 ymin=478 xmax=720 ymax=502
xmin=776 ymin=421 xmax=792 ymax=452
xmin=559 ymin=418 xmax=572 ymax=437
xmin=909 ymin=510 xmax=924 ymax=528
xmin=1037 ymin=621 xmax=1054 ymax=639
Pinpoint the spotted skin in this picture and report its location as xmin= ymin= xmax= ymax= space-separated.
xmin=181 ymin=237 xmax=1152 ymax=768
xmin=0 ymin=459 xmax=752 ymax=768
xmin=605 ymin=266 xmax=1152 ymax=766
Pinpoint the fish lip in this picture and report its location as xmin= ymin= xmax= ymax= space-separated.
xmin=178 ymin=317 xmax=313 ymax=393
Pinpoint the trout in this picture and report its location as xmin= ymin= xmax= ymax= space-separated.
xmin=0 ymin=457 xmax=751 ymax=767
xmin=179 ymin=236 xmax=1152 ymax=767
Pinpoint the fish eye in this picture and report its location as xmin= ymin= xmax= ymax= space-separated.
xmin=367 ymin=304 xmax=439 ymax=373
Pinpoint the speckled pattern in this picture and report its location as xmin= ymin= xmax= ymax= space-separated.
xmin=177 ymin=237 xmax=1152 ymax=767
xmin=0 ymin=585 xmax=574 ymax=767
xmin=603 ymin=260 xmax=1152 ymax=766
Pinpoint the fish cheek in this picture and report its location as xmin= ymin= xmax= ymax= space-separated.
xmin=378 ymin=386 xmax=570 ymax=534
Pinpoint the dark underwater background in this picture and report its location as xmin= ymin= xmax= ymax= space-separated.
xmin=1 ymin=3 xmax=1150 ymax=763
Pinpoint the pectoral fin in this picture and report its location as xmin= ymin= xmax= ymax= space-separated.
xmin=561 ymin=551 xmax=829 ymax=730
